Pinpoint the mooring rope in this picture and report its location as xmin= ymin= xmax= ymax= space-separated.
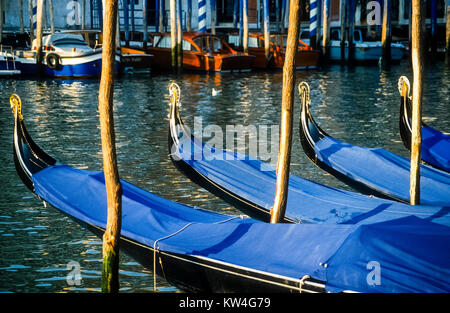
xmin=152 ymin=215 xmax=247 ymax=291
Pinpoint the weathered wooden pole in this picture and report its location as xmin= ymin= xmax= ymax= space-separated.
xmin=281 ymin=0 xmax=286 ymax=33
xmin=211 ymin=0 xmax=216 ymax=34
xmin=99 ymin=0 xmax=122 ymax=294
xmin=233 ymin=0 xmax=239 ymax=29
xmin=187 ymin=0 xmax=192 ymax=31
xmin=28 ymin=0 xmax=35 ymax=45
xmin=36 ymin=0 xmax=44 ymax=73
xmin=0 ymin=0 xmax=3 ymax=44
xmin=142 ymin=0 xmax=148 ymax=47
xmin=446 ymin=0 xmax=450 ymax=65
xmin=263 ymin=0 xmax=270 ymax=61
xmin=430 ymin=0 xmax=437 ymax=55
xmin=340 ymin=0 xmax=347 ymax=61
xmin=19 ymin=0 xmax=25 ymax=33
xmin=243 ymin=0 xmax=248 ymax=53
xmin=48 ymin=0 xmax=54 ymax=34
xmin=408 ymin=0 xmax=412 ymax=64
xmin=322 ymin=0 xmax=330 ymax=61
xmin=159 ymin=0 xmax=164 ymax=32
xmin=123 ymin=0 xmax=130 ymax=46
xmin=239 ymin=0 xmax=243 ymax=47
xmin=177 ymin=0 xmax=182 ymax=71
xmin=409 ymin=0 xmax=424 ymax=205
xmin=130 ymin=0 xmax=135 ymax=41
xmin=381 ymin=0 xmax=391 ymax=66
xmin=170 ymin=0 xmax=177 ymax=69
xmin=347 ymin=0 xmax=355 ymax=63
xmin=276 ymin=0 xmax=280 ymax=32
xmin=270 ymin=0 xmax=301 ymax=224
xmin=81 ymin=0 xmax=86 ymax=30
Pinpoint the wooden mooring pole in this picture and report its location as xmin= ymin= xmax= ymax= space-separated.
xmin=340 ymin=0 xmax=346 ymax=61
xmin=177 ymin=0 xmax=182 ymax=72
xmin=211 ymin=0 xmax=216 ymax=35
xmin=243 ymin=0 xmax=248 ymax=53
xmin=0 ymin=0 xmax=3 ymax=44
xmin=48 ymin=0 xmax=54 ymax=34
xmin=381 ymin=0 xmax=391 ymax=66
xmin=36 ymin=0 xmax=44 ymax=74
xmin=99 ymin=0 xmax=122 ymax=293
xmin=142 ymin=0 xmax=148 ymax=48
xmin=409 ymin=0 xmax=424 ymax=205
xmin=19 ymin=0 xmax=25 ymax=33
xmin=28 ymin=0 xmax=34 ymax=45
xmin=187 ymin=0 xmax=192 ymax=32
xmin=263 ymin=0 xmax=270 ymax=62
xmin=170 ymin=0 xmax=177 ymax=70
xmin=270 ymin=0 xmax=301 ymax=223
xmin=446 ymin=0 xmax=450 ymax=65
xmin=322 ymin=0 xmax=330 ymax=61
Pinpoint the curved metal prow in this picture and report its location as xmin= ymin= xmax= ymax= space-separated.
xmin=398 ymin=76 xmax=413 ymax=152
xmin=11 ymin=94 xmax=56 ymax=192
xmin=298 ymin=82 xmax=328 ymax=162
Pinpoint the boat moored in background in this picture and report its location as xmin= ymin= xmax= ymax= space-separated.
xmin=147 ymin=32 xmax=255 ymax=72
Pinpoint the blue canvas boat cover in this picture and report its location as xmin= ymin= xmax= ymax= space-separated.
xmin=421 ymin=125 xmax=450 ymax=173
xmin=314 ymin=136 xmax=450 ymax=206
xmin=32 ymin=165 xmax=450 ymax=293
xmin=171 ymin=133 xmax=450 ymax=226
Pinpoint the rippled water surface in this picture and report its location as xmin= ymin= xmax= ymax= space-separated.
xmin=0 ymin=61 xmax=449 ymax=292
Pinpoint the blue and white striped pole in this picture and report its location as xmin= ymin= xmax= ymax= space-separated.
xmin=32 ymin=0 xmax=37 ymax=35
xmin=310 ymin=0 xmax=318 ymax=49
xmin=198 ymin=0 xmax=207 ymax=32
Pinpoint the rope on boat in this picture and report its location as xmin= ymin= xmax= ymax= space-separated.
xmin=153 ymin=222 xmax=195 ymax=291
xmin=151 ymin=215 xmax=247 ymax=291
xmin=298 ymin=275 xmax=311 ymax=293
xmin=10 ymin=94 xmax=23 ymax=121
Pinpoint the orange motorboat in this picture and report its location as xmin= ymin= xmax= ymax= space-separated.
xmin=228 ymin=33 xmax=319 ymax=70
xmin=147 ymin=32 xmax=255 ymax=72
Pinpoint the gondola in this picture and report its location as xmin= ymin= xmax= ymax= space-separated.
xmin=398 ymin=76 xmax=450 ymax=173
xmin=11 ymin=91 xmax=450 ymax=293
xmin=298 ymin=82 xmax=450 ymax=206
xmin=168 ymin=84 xmax=450 ymax=226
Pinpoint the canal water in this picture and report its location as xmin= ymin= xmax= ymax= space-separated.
xmin=0 ymin=61 xmax=449 ymax=292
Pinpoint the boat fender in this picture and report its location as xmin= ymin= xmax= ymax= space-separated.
xmin=46 ymin=53 xmax=61 ymax=69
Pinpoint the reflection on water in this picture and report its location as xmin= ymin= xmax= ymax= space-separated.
xmin=0 ymin=61 xmax=449 ymax=292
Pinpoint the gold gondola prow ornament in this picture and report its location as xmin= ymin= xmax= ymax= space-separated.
xmin=10 ymin=94 xmax=23 ymax=121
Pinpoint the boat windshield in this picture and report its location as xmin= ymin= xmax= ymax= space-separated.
xmin=193 ymin=36 xmax=226 ymax=53
xmin=52 ymin=39 xmax=89 ymax=47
